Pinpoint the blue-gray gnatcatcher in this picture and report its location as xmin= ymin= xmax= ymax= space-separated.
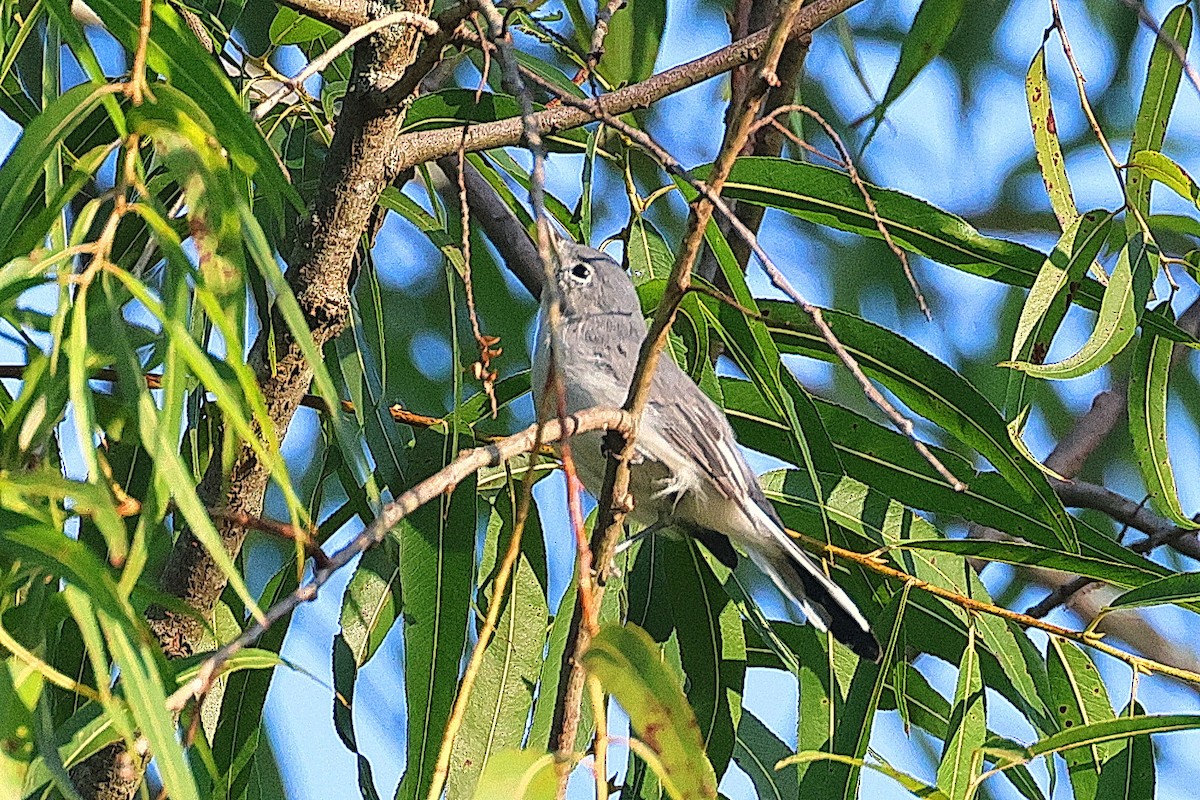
xmin=532 ymin=236 xmax=880 ymax=662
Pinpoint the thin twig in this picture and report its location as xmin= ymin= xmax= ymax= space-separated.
xmin=126 ymin=0 xmax=154 ymax=105
xmin=799 ymin=533 xmax=1200 ymax=687
xmin=1119 ymin=0 xmax=1200 ymax=99
xmin=209 ymin=508 xmax=329 ymax=569
xmin=164 ymin=407 xmax=633 ymax=712
xmin=456 ymin=139 xmax=502 ymax=418
xmin=750 ymin=103 xmax=929 ymax=318
xmin=252 ymin=10 xmax=439 ymax=120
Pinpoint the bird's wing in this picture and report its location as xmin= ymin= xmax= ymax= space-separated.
xmin=644 ymin=359 xmax=761 ymax=504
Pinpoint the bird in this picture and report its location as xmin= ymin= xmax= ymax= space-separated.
xmin=531 ymin=234 xmax=880 ymax=662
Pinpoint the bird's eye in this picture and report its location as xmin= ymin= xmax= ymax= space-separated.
xmin=570 ymin=263 xmax=591 ymax=281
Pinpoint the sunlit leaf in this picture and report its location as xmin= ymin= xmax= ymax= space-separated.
xmin=584 ymin=623 xmax=718 ymax=800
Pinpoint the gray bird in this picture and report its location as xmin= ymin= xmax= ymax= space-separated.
xmin=532 ymin=236 xmax=880 ymax=662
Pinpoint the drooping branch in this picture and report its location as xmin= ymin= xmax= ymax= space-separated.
xmin=165 ymin=407 xmax=632 ymax=710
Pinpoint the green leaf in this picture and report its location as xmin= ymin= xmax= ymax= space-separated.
xmin=596 ymin=0 xmax=666 ymax=86
xmin=732 ymin=711 xmax=798 ymax=800
xmin=1107 ymin=571 xmax=1200 ymax=610
xmin=1126 ymin=3 xmax=1193 ymax=234
xmin=402 ymin=90 xmax=588 ymax=152
xmin=1026 ymin=46 xmax=1076 ymax=228
xmin=779 ymin=752 xmax=949 ymax=800
xmin=0 ymin=82 xmax=112 ymax=263
xmin=395 ymin=432 xmax=476 ymax=800
xmin=1128 ymin=150 xmax=1200 ymax=208
xmin=1003 ymin=235 xmax=1157 ymax=380
xmin=760 ymin=300 xmax=1076 ymax=551
xmin=866 ymin=0 xmax=965 ymax=144
xmin=1047 ymin=637 xmax=1114 ymax=800
xmin=583 ymin=623 xmax=718 ymax=800
xmin=268 ymin=6 xmax=334 ymax=45
xmin=1128 ymin=304 xmax=1196 ymax=527
xmin=1007 ymin=210 xmax=1114 ymax=412
xmin=724 ymin=378 xmax=1071 ymax=549
xmin=1096 ymin=702 xmax=1155 ymax=800
xmin=85 ymin=0 xmax=301 ymax=225
xmin=690 ymin=217 xmax=842 ymax=537
xmin=662 ymin=539 xmax=744 ymax=781
xmin=468 ymin=749 xmax=556 ymax=800
xmin=332 ymin=635 xmax=383 ymax=800
xmin=902 ymin=540 xmax=1169 ymax=594
xmin=1026 ymin=714 xmax=1200 ymax=759
xmin=339 ymin=540 xmax=402 ymax=667
xmin=211 ymin=563 xmax=298 ymax=797
xmin=447 ymin=498 xmax=549 ymax=800
xmin=936 ymin=624 xmax=984 ymax=800
xmin=98 ymin=609 xmax=199 ymax=800
xmin=799 ymin=586 xmax=909 ymax=799
xmin=0 ymin=657 xmax=40 ymax=796
xmin=690 ymin=158 xmax=1194 ymax=345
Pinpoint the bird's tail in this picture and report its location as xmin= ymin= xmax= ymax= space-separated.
xmin=743 ymin=509 xmax=881 ymax=662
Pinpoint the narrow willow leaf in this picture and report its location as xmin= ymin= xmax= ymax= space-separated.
xmin=447 ymin=499 xmax=549 ymax=800
xmin=763 ymin=475 xmax=1051 ymax=733
xmin=1026 ymin=714 xmax=1200 ymax=759
xmin=903 ymin=540 xmax=1171 ymax=595
xmin=936 ymin=624 xmax=984 ymax=800
xmin=212 ymin=563 xmax=297 ymax=797
xmin=20 ymin=702 xmax=118 ymax=795
xmin=803 ymin=587 xmax=909 ymax=800
xmin=724 ymin=379 xmax=1071 ymax=548
xmin=396 ymin=434 xmax=475 ymax=800
xmin=583 ymin=624 xmax=718 ymax=800
xmin=596 ymin=0 xmax=666 ymax=86
xmin=1129 ymin=150 xmax=1200 ymax=207
xmin=0 ymin=656 xmax=40 ymax=797
xmin=865 ymin=0 xmax=965 ymax=144
xmin=1048 ymin=637 xmax=1115 ymax=800
xmin=0 ymin=82 xmax=112 ymax=262
xmin=98 ymin=611 xmax=199 ymax=800
xmin=1026 ymin=47 xmax=1076 ymax=227
xmin=1126 ymin=3 xmax=1193 ymax=234
xmin=1007 ymin=210 xmax=1114 ymax=412
xmin=268 ymin=6 xmax=333 ymax=45
xmin=1107 ymin=572 xmax=1200 ymax=610
xmin=331 ymin=635 xmax=383 ymax=800
xmin=759 ymin=300 xmax=1076 ymax=551
xmin=402 ymin=90 xmax=588 ymax=152
xmin=339 ymin=540 xmax=402 ymax=667
xmin=1003 ymin=235 xmax=1157 ymax=380
xmin=690 ymin=215 xmax=842 ymax=543
xmin=84 ymin=0 xmax=300 ymax=225
xmin=779 ymin=752 xmax=949 ymax=800
xmin=733 ymin=711 xmax=798 ymax=800
xmin=663 ymin=539 xmax=745 ymax=781
xmin=1096 ymin=702 xmax=1155 ymax=800
xmin=468 ymin=749 xmax=556 ymax=800
xmin=877 ymin=665 xmax=1046 ymax=800
xmin=686 ymin=158 xmax=1194 ymax=345
xmin=1129 ymin=304 xmax=1196 ymax=527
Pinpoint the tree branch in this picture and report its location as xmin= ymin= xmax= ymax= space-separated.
xmin=386 ymin=0 xmax=863 ymax=173
xmin=165 ymin=407 xmax=632 ymax=710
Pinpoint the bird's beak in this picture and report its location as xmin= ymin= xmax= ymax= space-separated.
xmin=542 ymin=222 xmax=573 ymax=265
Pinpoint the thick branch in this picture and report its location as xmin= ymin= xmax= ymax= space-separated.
xmin=387 ymin=0 xmax=861 ymax=173
xmin=147 ymin=3 xmax=436 ymax=661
